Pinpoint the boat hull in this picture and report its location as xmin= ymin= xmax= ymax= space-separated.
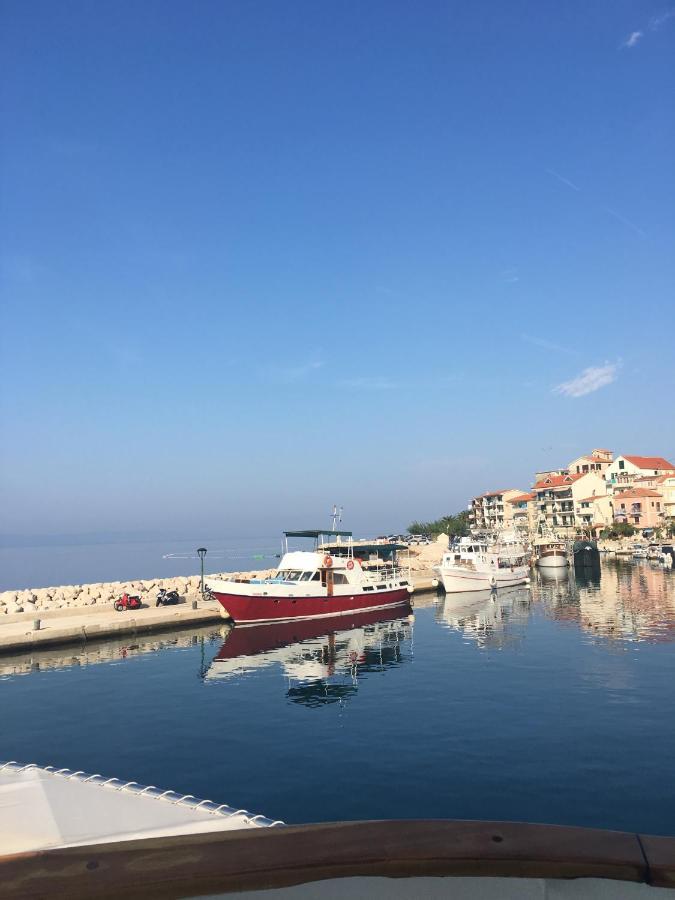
xmin=211 ymin=587 xmax=411 ymax=626
xmin=439 ymin=566 xmax=529 ymax=593
xmin=536 ymin=553 xmax=569 ymax=569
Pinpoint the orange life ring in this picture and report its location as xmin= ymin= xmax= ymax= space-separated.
xmin=347 ymin=559 xmax=354 ymax=570
xmin=323 ymin=555 xmax=333 ymax=568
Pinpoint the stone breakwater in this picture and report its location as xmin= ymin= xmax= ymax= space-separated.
xmin=0 ymin=569 xmax=276 ymax=617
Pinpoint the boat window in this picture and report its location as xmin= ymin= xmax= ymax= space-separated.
xmin=333 ymin=573 xmax=348 ymax=584
xmin=299 ymin=572 xmax=312 ymax=581
xmin=286 ymin=571 xmax=302 ymax=581
xmin=310 ymin=571 xmax=321 ymax=581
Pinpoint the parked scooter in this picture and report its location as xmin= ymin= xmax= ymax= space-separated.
xmin=156 ymin=588 xmax=181 ymax=607
xmin=114 ymin=593 xmax=143 ymax=612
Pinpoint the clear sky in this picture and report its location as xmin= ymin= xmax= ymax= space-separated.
xmin=1 ymin=0 xmax=674 ymax=538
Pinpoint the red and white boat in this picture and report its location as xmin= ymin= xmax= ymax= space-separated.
xmin=206 ymin=529 xmax=413 ymax=626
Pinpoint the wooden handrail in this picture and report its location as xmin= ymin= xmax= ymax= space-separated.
xmin=1 ymin=819 xmax=674 ymax=898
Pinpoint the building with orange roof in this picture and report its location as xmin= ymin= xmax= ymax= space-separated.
xmin=507 ymin=492 xmax=536 ymax=536
xmin=567 ymin=448 xmax=613 ymax=477
xmin=612 ymin=488 xmax=665 ymax=529
xmin=468 ymin=489 xmax=524 ymax=532
xmin=532 ymin=471 xmax=606 ymax=537
xmin=575 ymin=494 xmax=614 ymax=535
xmin=605 ymin=455 xmax=675 ymax=492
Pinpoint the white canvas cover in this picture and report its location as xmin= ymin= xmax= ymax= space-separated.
xmin=0 ymin=762 xmax=281 ymax=854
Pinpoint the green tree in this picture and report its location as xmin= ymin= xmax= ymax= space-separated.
xmin=407 ymin=510 xmax=469 ymax=538
xmin=600 ymin=522 xmax=635 ymax=539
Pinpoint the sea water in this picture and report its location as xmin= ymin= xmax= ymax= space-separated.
xmin=1 ymin=559 xmax=674 ymax=835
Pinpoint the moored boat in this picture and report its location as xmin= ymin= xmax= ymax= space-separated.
xmin=206 ymin=529 xmax=412 ymax=626
xmin=0 ymin=760 xmax=281 ymax=856
xmin=533 ymin=537 xmax=570 ymax=569
xmin=632 ymin=543 xmax=648 ymax=559
xmin=573 ymin=538 xmax=601 ymax=569
xmin=436 ymin=531 xmax=530 ymax=593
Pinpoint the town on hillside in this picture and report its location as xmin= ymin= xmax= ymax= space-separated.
xmin=470 ymin=450 xmax=675 ymax=541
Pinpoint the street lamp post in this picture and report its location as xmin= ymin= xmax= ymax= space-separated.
xmin=197 ymin=547 xmax=207 ymax=598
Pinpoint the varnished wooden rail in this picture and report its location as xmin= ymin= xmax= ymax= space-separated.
xmin=1 ymin=819 xmax=674 ymax=898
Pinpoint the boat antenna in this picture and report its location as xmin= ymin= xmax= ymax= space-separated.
xmin=331 ymin=504 xmax=344 ymax=534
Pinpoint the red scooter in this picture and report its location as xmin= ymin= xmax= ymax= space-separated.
xmin=114 ymin=593 xmax=143 ymax=612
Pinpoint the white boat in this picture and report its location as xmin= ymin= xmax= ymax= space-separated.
xmin=436 ymin=531 xmax=530 ymax=593
xmin=0 ymin=760 xmax=281 ymax=856
xmin=647 ymin=543 xmax=662 ymax=561
xmin=207 ymin=529 xmax=413 ymax=626
xmin=534 ymin=537 xmax=570 ymax=569
xmin=632 ymin=543 xmax=648 ymax=559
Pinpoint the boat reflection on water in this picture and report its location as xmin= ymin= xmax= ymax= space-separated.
xmin=206 ymin=606 xmax=414 ymax=706
xmin=435 ymin=586 xmax=531 ymax=648
xmin=535 ymin=559 xmax=675 ymax=644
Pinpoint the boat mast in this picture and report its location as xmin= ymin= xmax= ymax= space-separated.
xmin=331 ymin=504 xmax=344 ymax=544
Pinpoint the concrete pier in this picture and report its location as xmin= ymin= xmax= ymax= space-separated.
xmin=0 ymin=600 xmax=225 ymax=654
xmin=0 ymin=571 xmax=440 ymax=655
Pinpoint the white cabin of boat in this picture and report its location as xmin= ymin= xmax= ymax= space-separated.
xmin=207 ymin=530 xmax=413 ymax=599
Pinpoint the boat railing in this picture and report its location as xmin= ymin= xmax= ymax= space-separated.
xmin=0 ymin=761 xmax=284 ymax=828
xmin=361 ymin=562 xmax=411 ymax=583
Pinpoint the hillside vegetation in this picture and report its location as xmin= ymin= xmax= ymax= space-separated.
xmin=407 ymin=510 xmax=470 ymax=538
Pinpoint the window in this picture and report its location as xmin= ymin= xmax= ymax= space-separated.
xmin=333 ymin=573 xmax=348 ymax=584
xmin=634 ymin=516 xmax=640 ymax=524
xmin=619 ymin=460 xmax=625 ymax=470
xmin=299 ymin=572 xmax=312 ymax=581
xmin=286 ymin=571 xmax=302 ymax=581
xmin=310 ymin=572 xmax=321 ymax=581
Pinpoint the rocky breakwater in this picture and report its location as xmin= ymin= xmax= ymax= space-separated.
xmin=0 ymin=569 xmax=275 ymax=616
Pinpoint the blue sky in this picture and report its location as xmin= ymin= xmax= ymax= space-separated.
xmin=1 ymin=0 xmax=674 ymax=537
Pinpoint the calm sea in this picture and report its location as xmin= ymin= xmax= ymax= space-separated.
xmin=0 ymin=535 xmax=281 ymax=591
xmin=1 ymin=559 xmax=674 ymax=836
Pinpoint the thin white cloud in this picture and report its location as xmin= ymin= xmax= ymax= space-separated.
xmin=338 ymin=376 xmax=397 ymax=390
xmin=620 ymin=9 xmax=674 ymax=48
xmin=501 ymin=267 xmax=520 ymax=283
xmin=649 ymin=9 xmax=675 ymax=30
xmin=603 ymin=207 xmax=647 ymax=238
xmin=545 ymin=169 xmax=581 ymax=192
xmin=621 ymin=30 xmax=643 ymax=48
xmin=521 ymin=333 xmax=576 ymax=355
xmin=553 ymin=362 xmax=620 ymax=398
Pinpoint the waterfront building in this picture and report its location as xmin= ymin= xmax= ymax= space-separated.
xmin=468 ymin=489 xmax=523 ymax=532
xmin=533 ymin=471 xmax=606 ymax=537
xmin=604 ymin=455 xmax=675 ymax=491
xmin=576 ymin=494 xmax=614 ymax=535
xmin=612 ymin=488 xmax=664 ymax=529
xmin=508 ymin=492 xmax=536 ymax=536
xmin=566 ymin=448 xmax=613 ymax=476
xmin=658 ymin=476 xmax=675 ymax=528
